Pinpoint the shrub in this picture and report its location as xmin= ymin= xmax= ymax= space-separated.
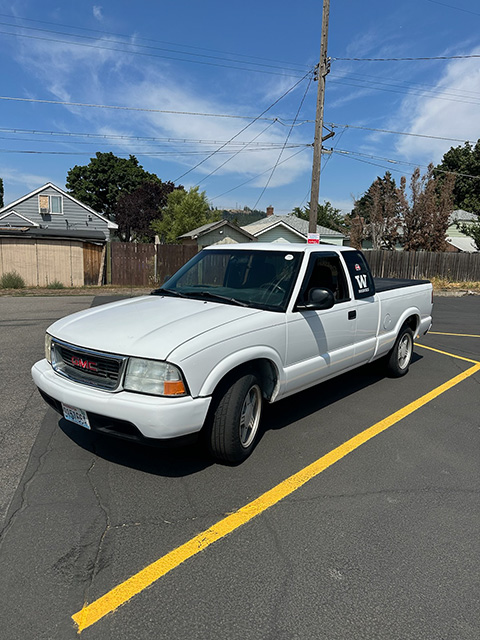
xmin=0 ymin=270 xmax=26 ymax=289
xmin=46 ymin=280 xmax=65 ymax=289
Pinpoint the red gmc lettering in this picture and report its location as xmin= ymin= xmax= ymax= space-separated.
xmin=71 ymin=356 xmax=98 ymax=372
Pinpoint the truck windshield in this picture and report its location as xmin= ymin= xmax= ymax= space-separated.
xmin=154 ymin=249 xmax=303 ymax=311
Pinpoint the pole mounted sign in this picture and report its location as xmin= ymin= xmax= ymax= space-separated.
xmin=307 ymin=233 xmax=320 ymax=244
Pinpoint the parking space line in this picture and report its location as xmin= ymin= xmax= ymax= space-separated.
xmin=72 ymin=350 xmax=480 ymax=633
xmin=428 ymin=331 xmax=480 ymax=338
xmin=416 ymin=343 xmax=480 ymax=364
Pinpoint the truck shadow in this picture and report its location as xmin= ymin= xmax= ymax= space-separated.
xmin=262 ymin=352 xmax=423 ymax=433
xmin=59 ymin=353 xmax=422 ymax=477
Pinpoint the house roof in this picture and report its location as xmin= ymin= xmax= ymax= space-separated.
xmin=446 ymin=236 xmax=478 ymax=252
xmin=449 ymin=209 xmax=479 ymax=224
xmin=0 ymin=210 xmax=39 ymax=226
xmin=242 ymin=214 xmax=345 ymax=239
xmin=0 ymin=182 xmax=118 ymax=229
xmin=178 ymin=219 xmax=256 ymax=241
xmin=0 ymin=226 xmax=107 ymax=242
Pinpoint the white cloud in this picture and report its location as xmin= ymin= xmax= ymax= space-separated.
xmin=93 ymin=5 xmax=103 ymax=21
xmin=393 ymin=51 xmax=480 ymax=162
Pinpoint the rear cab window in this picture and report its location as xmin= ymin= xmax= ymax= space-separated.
xmin=341 ymin=250 xmax=375 ymax=299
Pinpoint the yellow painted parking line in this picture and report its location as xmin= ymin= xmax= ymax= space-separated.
xmin=72 ymin=359 xmax=480 ymax=633
xmin=429 ymin=331 xmax=480 ymax=338
xmin=416 ymin=343 xmax=480 ymax=365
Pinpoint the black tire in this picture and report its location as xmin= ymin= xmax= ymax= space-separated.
xmin=386 ymin=325 xmax=414 ymax=377
xmin=208 ymin=373 xmax=262 ymax=464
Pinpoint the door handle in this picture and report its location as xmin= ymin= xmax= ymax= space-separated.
xmin=348 ymin=310 xmax=356 ymax=320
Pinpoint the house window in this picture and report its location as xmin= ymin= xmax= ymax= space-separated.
xmin=38 ymin=194 xmax=63 ymax=214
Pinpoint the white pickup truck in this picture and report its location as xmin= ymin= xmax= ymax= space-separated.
xmin=32 ymin=243 xmax=433 ymax=463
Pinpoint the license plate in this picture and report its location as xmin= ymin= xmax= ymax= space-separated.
xmin=61 ymin=403 xmax=91 ymax=430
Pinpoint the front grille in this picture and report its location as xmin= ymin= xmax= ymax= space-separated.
xmin=51 ymin=339 xmax=127 ymax=391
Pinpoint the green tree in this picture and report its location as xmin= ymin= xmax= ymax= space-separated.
xmin=291 ymin=201 xmax=346 ymax=232
xmin=151 ymin=187 xmax=221 ymax=243
xmin=435 ymin=140 xmax=480 ymax=249
xmin=435 ymin=140 xmax=480 ymax=212
xmin=66 ymin=152 xmax=161 ymax=219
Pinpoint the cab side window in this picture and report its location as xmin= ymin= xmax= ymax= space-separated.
xmin=300 ymin=254 xmax=349 ymax=304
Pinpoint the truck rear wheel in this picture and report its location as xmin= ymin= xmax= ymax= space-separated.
xmin=208 ymin=373 xmax=262 ymax=464
xmin=386 ymin=325 xmax=413 ymax=377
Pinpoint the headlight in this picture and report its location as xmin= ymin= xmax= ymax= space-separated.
xmin=45 ymin=333 xmax=52 ymax=364
xmin=124 ymin=358 xmax=187 ymax=396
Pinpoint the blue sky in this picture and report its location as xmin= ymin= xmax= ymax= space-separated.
xmin=1 ymin=0 xmax=479 ymax=215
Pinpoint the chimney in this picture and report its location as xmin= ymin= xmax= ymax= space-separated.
xmin=266 ymin=205 xmax=274 ymax=217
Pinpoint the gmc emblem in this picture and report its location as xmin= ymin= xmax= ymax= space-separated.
xmin=71 ymin=356 xmax=98 ymax=372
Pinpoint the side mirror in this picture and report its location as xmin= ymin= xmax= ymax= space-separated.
xmin=296 ymin=287 xmax=335 ymax=311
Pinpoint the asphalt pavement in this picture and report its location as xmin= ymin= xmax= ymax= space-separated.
xmin=0 ymin=294 xmax=479 ymax=639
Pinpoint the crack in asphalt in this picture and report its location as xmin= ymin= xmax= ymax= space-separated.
xmin=0 ymin=421 xmax=56 ymax=541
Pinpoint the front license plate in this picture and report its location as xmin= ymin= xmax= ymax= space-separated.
xmin=61 ymin=403 xmax=91 ymax=430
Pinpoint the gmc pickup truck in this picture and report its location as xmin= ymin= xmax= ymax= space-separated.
xmin=32 ymin=244 xmax=433 ymax=463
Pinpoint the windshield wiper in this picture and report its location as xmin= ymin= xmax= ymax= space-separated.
xmin=187 ymin=290 xmax=250 ymax=307
xmin=151 ymin=287 xmax=188 ymax=298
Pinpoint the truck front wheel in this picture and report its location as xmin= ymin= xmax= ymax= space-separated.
xmin=386 ymin=325 xmax=414 ymax=377
xmin=208 ymin=373 xmax=262 ymax=464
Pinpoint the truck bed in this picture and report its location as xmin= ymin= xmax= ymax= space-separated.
xmin=373 ymin=277 xmax=430 ymax=293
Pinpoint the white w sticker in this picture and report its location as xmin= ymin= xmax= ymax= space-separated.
xmin=355 ymin=274 xmax=368 ymax=289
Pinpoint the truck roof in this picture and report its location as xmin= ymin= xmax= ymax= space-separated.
xmin=206 ymin=242 xmax=357 ymax=254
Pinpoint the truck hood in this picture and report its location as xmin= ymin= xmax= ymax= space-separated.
xmin=47 ymin=295 xmax=262 ymax=360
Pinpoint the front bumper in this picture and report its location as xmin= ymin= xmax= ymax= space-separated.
xmin=32 ymin=359 xmax=211 ymax=441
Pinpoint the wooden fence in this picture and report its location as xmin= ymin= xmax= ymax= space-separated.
xmin=364 ymin=250 xmax=480 ymax=282
xmin=109 ymin=243 xmax=480 ymax=287
xmin=110 ymin=243 xmax=197 ymax=286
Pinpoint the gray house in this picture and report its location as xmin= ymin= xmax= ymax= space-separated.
xmin=178 ymin=219 xmax=257 ymax=249
xmin=0 ymin=183 xmax=118 ymax=286
xmin=0 ymin=182 xmax=117 ymax=240
xmin=242 ymin=209 xmax=345 ymax=245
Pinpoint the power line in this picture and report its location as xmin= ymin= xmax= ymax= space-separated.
xmin=332 ymin=147 xmax=480 ymax=180
xmin=210 ymin=148 xmax=309 ymax=201
xmin=0 ymin=129 xmax=303 ymax=149
xmin=333 ymin=53 xmax=480 ymax=62
xmin=329 ymin=77 xmax=480 ymax=106
xmin=0 ymin=146 xmax=304 ymax=157
xmin=0 ymin=20 xmax=308 ymax=75
xmin=325 ymin=122 xmax=476 ymax=144
xmin=330 ymin=71 xmax=480 ymax=103
xmin=196 ymin=121 xmax=277 ymax=186
xmin=0 ymin=29 xmax=304 ymax=78
xmin=0 ymin=95 xmax=309 ymax=125
xmin=173 ymin=69 xmax=313 ymax=182
xmin=252 ymin=73 xmax=313 ymax=209
xmin=424 ymin=0 xmax=480 ymax=17
xmin=0 ymin=12 xmax=309 ymax=71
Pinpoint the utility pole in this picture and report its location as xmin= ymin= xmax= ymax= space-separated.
xmin=309 ymin=0 xmax=331 ymax=235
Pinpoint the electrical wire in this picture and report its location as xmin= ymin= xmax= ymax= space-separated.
xmin=0 ymin=12 xmax=310 ymax=70
xmin=195 ymin=120 xmax=277 ymax=186
xmin=333 ymin=53 xmax=480 ymax=62
xmin=332 ymin=147 xmax=480 ymax=180
xmin=329 ymin=78 xmax=480 ymax=106
xmin=424 ymin=0 xmax=480 ymax=17
xmin=0 ymin=96 xmax=310 ymax=125
xmin=0 ymin=29 xmax=304 ymax=78
xmin=173 ymin=69 xmax=313 ymax=182
xmin=210 ymin=148 xmax=308 ymax=201
xmin=325 ymin=122 xmax=476 ymax=144
xmin=252 ymin=73 xmax=313 ymax=209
